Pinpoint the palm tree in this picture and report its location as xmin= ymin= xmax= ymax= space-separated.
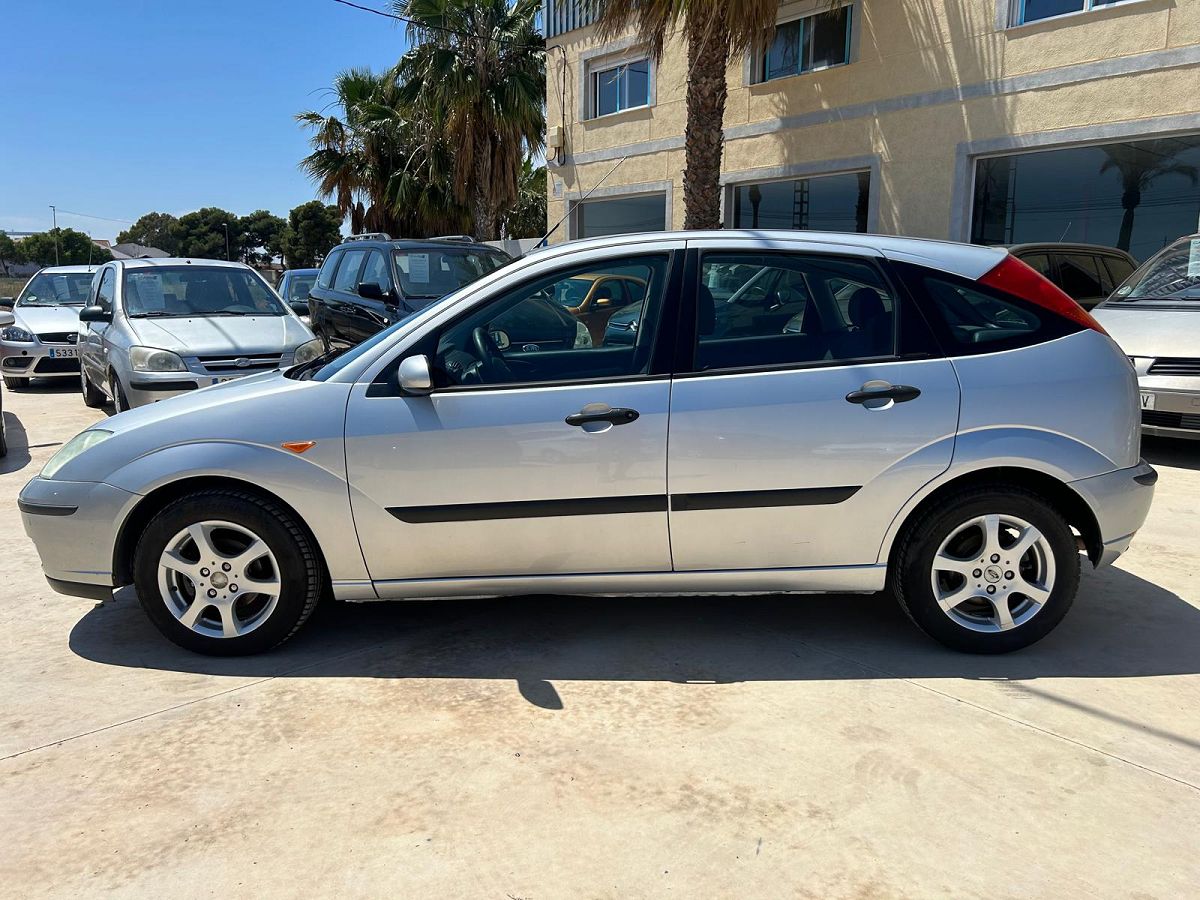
xmin=591 ymin=0 xmax=782 ymax=229
xmin=1100 ymin=143 xmax=1198 ymax=253
xmin=393 ymin=0 xmax=545 ymax=241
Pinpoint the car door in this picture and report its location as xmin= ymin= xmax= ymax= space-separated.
xmin=80 ymin=266 xmax=116 ymax=386
xmin=328 ymin=248 xmax=368 ymax=346
xmin=343 ymin=245 xmax=682 ymax=587
xmin=666 ymin=240 xmax=961 ymax=572
xmin=342 ymin=249 xmax=395 ymax=342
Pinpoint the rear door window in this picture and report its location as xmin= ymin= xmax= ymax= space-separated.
xmin=1054 ymin=253 xmax=1103 ymax=300
xmin=1019 ymin=253 xmax=1052 ymax=277
xmin=317 ymin=250 xmax=343 ymax=289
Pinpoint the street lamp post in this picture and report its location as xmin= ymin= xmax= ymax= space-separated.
xmin=222 ymin=223 xmax=230 ymax=261
xmin=49 ymin=205 xmax=59 ymax=265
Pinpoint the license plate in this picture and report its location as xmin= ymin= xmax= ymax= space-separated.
xmin=211 ymin=375 xmax=247 ymax=385
xmin=47 ymin=347 xmax=77 ymax=359
xmin=1140 ymin=392 xmax=1155 ymax=410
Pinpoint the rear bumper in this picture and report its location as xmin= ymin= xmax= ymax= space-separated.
xmin=1069 ymin=459 xmax=1157 ymax=567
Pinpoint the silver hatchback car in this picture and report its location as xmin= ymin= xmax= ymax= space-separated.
xmin=77 ymin=258 xmax=322 ymax=411
xmin=21 ymin=232 xmax=1154 ymax=656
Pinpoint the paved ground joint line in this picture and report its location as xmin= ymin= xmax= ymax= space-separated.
xmin=796 ymin=639 xmax=1200 ymax=793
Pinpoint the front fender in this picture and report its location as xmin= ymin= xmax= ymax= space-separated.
xmin=106 ymin=440 xmax=371 ymax=586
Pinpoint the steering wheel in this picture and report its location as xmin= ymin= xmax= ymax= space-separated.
xmin=471 ymin=326 xmax=513 ymax=383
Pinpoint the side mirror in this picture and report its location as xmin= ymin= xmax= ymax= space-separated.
xmin=357 ymin=281 xmax=386 ymax=301
xmin=288 ymin=300 xmax=310 ymax=317
xmin=593 ymin=296 xmax=614 ymax=308
xmin=0 ymin=297 xmax=14 ymax=310
xmin=78 ymin=305 xmax=112 ymax=324
xmin=397 ymin=354 xmax=433 ymax=395
xmin=0 ymin=311 xmax=14 ymax=327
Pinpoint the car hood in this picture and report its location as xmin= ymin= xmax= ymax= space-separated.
xmin=127 ymin=315 xmax=313 ymax=356
xmin=1091 ymin=306 xmax=1200 ymax=358
xmin=14 ymin=305 xmax=82 ymax=334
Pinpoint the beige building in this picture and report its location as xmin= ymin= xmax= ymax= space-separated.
xmin=544 ymin=0 xmax=1200 ymax=262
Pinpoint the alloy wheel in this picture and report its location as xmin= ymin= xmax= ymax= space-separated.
xmin=929 ymin=513 xmax=1056 ymax=633
xmin=156 ymin=520 xmax=282 ymax=639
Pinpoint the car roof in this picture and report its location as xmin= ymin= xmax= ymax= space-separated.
xmin=35 ymin=264 xmax=100 ymax=274
xmin=115 ymin=257 xmax=252 ymax=270
xmin=1007 ymin=242 xmax=1136 ymax=258
xmin=523 ymin=230 xmax=1008 ymax=280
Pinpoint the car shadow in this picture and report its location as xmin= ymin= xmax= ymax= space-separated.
xmin=0 ymin=410 xmax=31 ymax=473
xmin=1143 ymin=436 xmax=1200 ymax=472
xmin=68 ymin=563 xmax=1200 ymax=707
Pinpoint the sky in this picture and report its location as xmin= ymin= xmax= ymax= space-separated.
xmin=1 ymin=0 xmax=412 ymax=242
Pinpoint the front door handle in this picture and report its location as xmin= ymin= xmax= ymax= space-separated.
xmin=845 ymin=383 xmax=921 ymax=405
xmin=565 ymin=406 xmax=640 ymax=427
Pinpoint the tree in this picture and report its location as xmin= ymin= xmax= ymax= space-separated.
xmin=17 ymin=229 xmax=113 ymax=267
xmin=1099 ymin=144 xmax=1199 ymax=253
xmin=278 ymin=201 xmax=343 ymax=268
xmin=174 ymin=207 xmax=243 ymax=260
xmin=116 ymin=212 xmax=179 ymax=254
xmin=297 ymin=67 xmax=469 ymax=237
xmin=501 ymin=159 xmax=547 ymax=238
xmin=0 ymin=233 xmax=21 ymax=276
xmin=591 ymin=0 xmax=783 ymax=229
xmin=238 ymin=210 xmax=288 ymax=265
xmin=393 ymin=0 xmax=545 ymax=241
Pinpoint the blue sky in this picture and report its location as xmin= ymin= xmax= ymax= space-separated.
xmin=1 ymin=1 xmax=411 ymax=241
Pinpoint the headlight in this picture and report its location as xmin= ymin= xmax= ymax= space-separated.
xmin=573 ymin=320 xmax=593 ymax=349
xmin=293 ymin=338 xmax=323 ymax=366
xmin=129 ymin=346 xmax=186 ymax=373
xmin=1 ymin=325 xmax=34 ymax=342
xmin=42 ymin=429 xmax=113 ymax=480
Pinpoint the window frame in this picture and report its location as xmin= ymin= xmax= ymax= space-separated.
xmin=752 ymin=3 xmax=854 ymax=86
xmin=1011 ymin=0 xmax=1138 ymax=27
xmin=588 ymin=55 xmax=653 ymax=119
xmin=673 ymin=249 xmax=913 ymax=379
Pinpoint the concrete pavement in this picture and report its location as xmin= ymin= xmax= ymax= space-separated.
xmin=2 ymin=381 xmax=1198 ymax=898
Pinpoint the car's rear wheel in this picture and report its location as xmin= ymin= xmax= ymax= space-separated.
xmin=892 ymin=486 xmax=1080 ymax=653
xmin=3 ymin=376 xmax=29 ymax=390
xmin=133 ymin=489 xmax=323 ymax=655
xmin=81 ymin=366 xmax=106 ymax=408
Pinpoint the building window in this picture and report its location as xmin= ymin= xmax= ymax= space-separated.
xmin=1014 ymin=0 xmax=1136 ymax=26
xmin=755 ymin=5 xmax=851 ymax=84
xmin=729 ymin=171 xmax=870 ymax=233
xmin=970 ymin=134 xmax=1200 ymax=261
xmin=574 ymin=193 xmax=667 ymax=239
xmin=591 ymin=58 xmax=651 ymax=118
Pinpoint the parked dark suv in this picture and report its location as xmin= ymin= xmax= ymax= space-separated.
xmin=308 ymin=234 xmax=511 ymax=349
xmin=1008 ymin=243 xmax=1138 ymax=310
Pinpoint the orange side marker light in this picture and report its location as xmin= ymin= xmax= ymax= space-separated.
xmin=282 ymin=441 xmax=317 ymax=454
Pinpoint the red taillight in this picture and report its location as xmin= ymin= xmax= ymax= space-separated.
xmin=978 ymin=254 xmax=1108 ymax=336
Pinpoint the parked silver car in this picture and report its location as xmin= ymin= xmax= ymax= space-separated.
xmin=21 ymin=232 xmax=1154 ymax=656
xmin=77 ymin=258 xmax=322 ymax=411
xmin=1093 ymin=234 xmax=1200 ymax=441
xmin=0 ymin=265 xmax=98 ymax=388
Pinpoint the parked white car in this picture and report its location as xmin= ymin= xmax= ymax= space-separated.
xmin=0 ymin=265 xmax=97 ymax=388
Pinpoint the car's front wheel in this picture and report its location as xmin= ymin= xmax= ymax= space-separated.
xmin=892 ymin=486 xmax=1080 ymax=653
xmin=109 ymin=371 xmax=130 ymax=413
xmin=133 ymin=489 xmax=324 ymax=655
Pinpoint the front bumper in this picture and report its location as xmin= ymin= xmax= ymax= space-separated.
xmin=1069 ymin=459 xmax=1157 ymax=567
xmin=1137 ymin=383 xmax=1200 ymax=441
xmin=19 ymin=476 xmax=139 ymax=595
xmin=0 ymin=339 xmax=80 ymax=378
xmin=121 ymin=352 xmax=298 ymax=409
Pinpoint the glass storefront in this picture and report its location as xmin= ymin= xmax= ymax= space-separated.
xmin=971 ymin=135 xmax=1200 ymax=261
xmin=574 ymin=193 xmax=667 ymax=238
xmin=729 ymin=170 xmax=870 ymax=233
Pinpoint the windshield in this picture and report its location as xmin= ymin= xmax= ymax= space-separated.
xmin=1102 ymin=237 xmax=1200 ymax=306
xmin=392 ymin=247 xmax=509 ymax=300
xmin=282 ymin=273 xmax=317 ymax=302
xmin=122 ymin=266 xmax=289 ymax=318
xmin=17 ymin=272 xmax=94 ymax=307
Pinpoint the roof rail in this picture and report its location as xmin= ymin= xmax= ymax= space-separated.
xmin=430 ymin=234 xmax=477 ymax=243
xmin=345 ymin=232 xmax=392 ymax=242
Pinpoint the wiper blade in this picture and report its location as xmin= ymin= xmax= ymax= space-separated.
xmin=128 ymin=311 xmax=181 ymax=318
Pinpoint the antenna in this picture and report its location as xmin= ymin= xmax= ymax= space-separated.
xmin=538 ymin=156 xmax=628 ymax=248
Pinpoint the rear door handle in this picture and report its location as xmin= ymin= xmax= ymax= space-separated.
xmin=566 ymin=407 xmax=640 ymax=427
xmin=845 ymin=383 xmax=921 ymax=404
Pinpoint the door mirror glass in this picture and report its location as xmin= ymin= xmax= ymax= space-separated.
xmin=0 ymin=297 xmax=14 ymax=309
xmin=78 ymin=305 xmax=112 ymax=324
xmin=358 ymin=281 xmax=386 ymax=301
xmin=398 ymin=354 xmax=434 ymax=394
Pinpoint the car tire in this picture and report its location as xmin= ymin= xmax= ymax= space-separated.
xmin=81 ymin=366 xmax=106 ymax=408
xmin=109 ymin=371 xmax=130 ymax=413
xmin=3 ymin=376 xmax=29 ymax=390
xmin=133 ymin=489 xmax=324 ymax=655
xmin=891 ymin=486 xmax=1080 ymax=654
xmin=0 ymin=421 xmax=6 ymax=458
